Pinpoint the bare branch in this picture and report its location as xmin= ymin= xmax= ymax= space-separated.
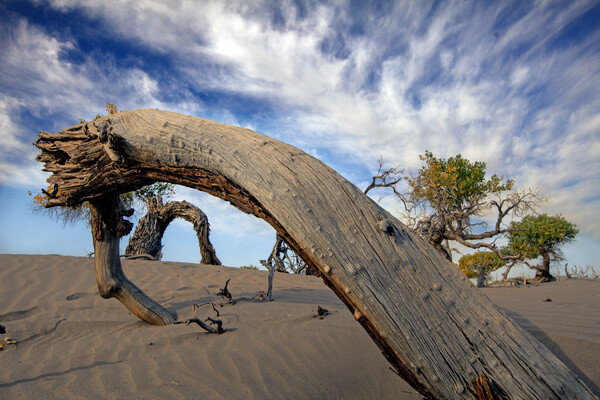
xmin=364 ymin=157 xmax=403 ymax=195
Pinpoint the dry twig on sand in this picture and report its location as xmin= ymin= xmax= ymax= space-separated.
xmin=176 ymin=303 xmax=225 ymax=334
xmin=204 ymin=279 xmax=235 ymax=304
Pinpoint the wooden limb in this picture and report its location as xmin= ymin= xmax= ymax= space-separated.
xmin=204 ymin=279 xmax=234 ymax=304
xmin=261 ymin=234 xmax=287 ymax=301
xmin=184 ymin=317 xmax=219 ymax=333
xmin=89 ymin=195 xmax=175 ymax=326
xmin=205 ymin=317 xmax=225 ymax=334
xmin=364 ymin=156 xmax=403 ymax=195
xmin=35 ymin=110 xmax=597 ymax=399
xmin=265 ymin=260 xmax=275 ymax=302
xmin=216 ymin=279 xmax=232 ymax=302
xmin=210 ymin=302 xmax=220 ymax=317
xmin=177 ymin=303 xmax=225 ymax=334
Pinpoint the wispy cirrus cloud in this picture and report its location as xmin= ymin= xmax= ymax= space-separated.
xmin=0 ymin=16 xmax=203 ymax=186
xmin=3 ymin=0 xmax=599 ymax=240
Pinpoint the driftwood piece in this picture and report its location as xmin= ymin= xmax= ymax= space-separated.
xmin=175 ymin=303 xmax=225 ymax=334
xmin=125 ymin=196 xmax=221 ymax=265
xmin=34 ymin=110 xmax=597 ymax=399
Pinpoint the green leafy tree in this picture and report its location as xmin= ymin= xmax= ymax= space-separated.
xmin=459 ymin=251 xmax=506 ymax=287
xmin=507 ymin=214 xmax=578 ymax=281
xmin=459 ymin=251 xmax=506 ymax=279
xmin=130 ymin=182 xmax=175 ymax=204
xmin=367 ymin=151 xmax=540 ymax=261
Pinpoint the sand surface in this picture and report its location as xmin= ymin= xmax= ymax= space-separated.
xmin=0 ymin=254 xmax=598 ymax=399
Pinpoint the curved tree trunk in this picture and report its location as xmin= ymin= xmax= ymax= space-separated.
xmin=34 ymin=110 xmax=596 ymax=399
xmin=89 ymin=195 xmax=175 ymax=325
xmin=125 ymin=196 xmax=221 ymax=265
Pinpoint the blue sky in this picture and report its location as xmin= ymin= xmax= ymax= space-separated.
xmin=0 ymin=0 xmax=598 ymax=274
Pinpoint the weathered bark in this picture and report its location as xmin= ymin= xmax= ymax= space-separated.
xmin=260 ymin=234 xmax=287 ymax=301
xmin=34 ymin=110 xmax=597 ymax=399
xmin=125 ymin=196 xmax=221 ymax=265
xmin=89 ymin=195 xmax=175 ymax=325
xmin=475 ymin=265 xmax=487 ymax=288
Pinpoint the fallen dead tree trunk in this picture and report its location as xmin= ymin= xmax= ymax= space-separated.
xmin=125 ymin=196 xmax=221 ymax=265
xmin=34 ymin=110 xmax=596 ymax=399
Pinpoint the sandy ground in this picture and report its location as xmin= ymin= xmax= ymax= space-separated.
xmin=0 ymin=254 xmax=598 ymax=399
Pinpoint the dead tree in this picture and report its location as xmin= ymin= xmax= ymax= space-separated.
xmin=260 ymin=234 xmax=287 ymax=301
xmin=261 ymin=234 xmax=311 ymax=301
xmin=125 ymin=196 xmax=221 ymax=265
xmin=34 ymin=110 xmax=596 ymax=399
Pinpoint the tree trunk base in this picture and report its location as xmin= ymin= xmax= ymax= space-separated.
xmin=90 ymin=195 xmax=175 ymax=326
xmin=532 ymin=269 xmax=556 ymax=283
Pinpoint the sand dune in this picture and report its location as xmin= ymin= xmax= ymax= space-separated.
xmin=1 ymin=254 xmax=598 ymax=399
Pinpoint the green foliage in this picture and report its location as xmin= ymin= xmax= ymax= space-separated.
xmin=105 ymin=102 xmax=119 ymax=115
xmin=240 ymin=264 xmax=259 ymax=270
xmin=507 ymin=214 xmax=578 ymax=260
xmin=458 ymin=251 xmax=506 ymax=279
xmin=408 ymin=151 xmax=513 ymax=212
xmin=132 ymin=182 xmax=175 ymax=202
xmin=80 ymin=102 xmax=119 ymax=123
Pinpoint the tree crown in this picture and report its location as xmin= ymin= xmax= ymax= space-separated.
xmin=458 ymin=251 xmax=506 ymax=279
xmin=507 ymin=214 xmax=578 ymax=259
xmin=408 ymin=151 xmax=513 ymax=213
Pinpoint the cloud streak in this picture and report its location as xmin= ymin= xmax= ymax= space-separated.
xmin=2 ymin=0 xmax=599 ymax=241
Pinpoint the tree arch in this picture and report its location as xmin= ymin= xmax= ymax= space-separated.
xmin=34 ymin=110 xmax=595 ymax=399
xmin=125 ymin=196 xmax=221 ymax=265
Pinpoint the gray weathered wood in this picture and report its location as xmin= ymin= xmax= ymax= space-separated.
xmin=125 ymin=196 xmax=221 ymax=265
xmin=35 ymin=110 xmax=597 ymax=399
xmin=89 ymin=195 xmax=175 ymax=326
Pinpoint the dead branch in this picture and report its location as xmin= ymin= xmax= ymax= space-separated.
xmin=216 ymin=279 xmax=232 ymax=302
xmin=211 ymin=302 xmax=220 ymax=317
xmin=314 ymin=305 xmax=330 ymax=319
xmin=204 ymin=279 xmax=234 ymax=304
xmin=364 ymin=157 xmax=403 ymax=196
xmin=204 ymin=317 xmax=225 ymax=334
xmin=175 ymin=303 xmax=225 ymax=334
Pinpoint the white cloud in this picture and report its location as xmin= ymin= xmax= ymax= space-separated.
xmin=0 ymin=96 xmax=26 ymax=151
xmin=172 ymin=186 xmax=274 ymax=239
xmin=8 ymin=1 xmax=600 ymax=240
xmin=0 ymin=17 xmax=203 ymax=186
xmin=0 ymin=161 xmax=48 ymax=187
